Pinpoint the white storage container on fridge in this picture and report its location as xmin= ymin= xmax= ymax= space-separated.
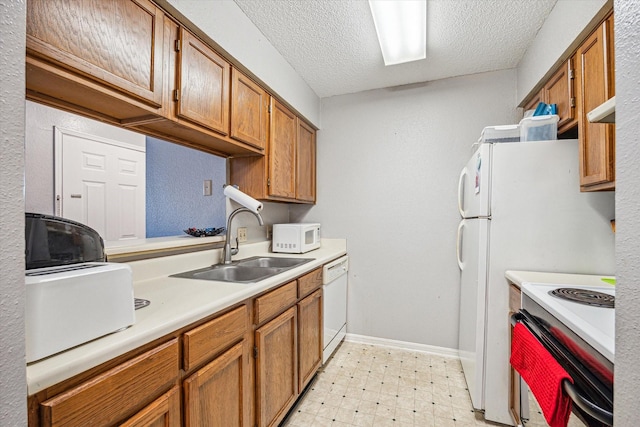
xmin=519 ymin=114 xmax=559 ymax=141
xmin=478 ymin=124 xmax=520 ymax=143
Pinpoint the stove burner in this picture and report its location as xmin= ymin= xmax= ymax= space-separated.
xmin=549 ymin=288 xmax=615 ymax=308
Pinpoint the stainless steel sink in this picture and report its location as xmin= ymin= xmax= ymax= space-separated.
xmin=236 ymin=256 xmax=313 ymax=269
xmin=171 ymin=256 xmax=314 ymax=283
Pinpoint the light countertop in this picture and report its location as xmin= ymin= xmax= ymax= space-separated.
xmin=104 ymin=234 xmax=225 ymax=255
xmin=26 ymin=238 xmax=347 ymax=395
xmin=505 ymin=270 xmax=615 ymax=289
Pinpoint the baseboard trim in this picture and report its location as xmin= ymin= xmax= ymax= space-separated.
xmin=344 ymin=333 xmax=459 ymax=359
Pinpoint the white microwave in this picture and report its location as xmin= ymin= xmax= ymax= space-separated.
xmin=272 ymin=223 xmax=321 ymax=253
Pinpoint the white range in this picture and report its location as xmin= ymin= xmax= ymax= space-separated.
xmin=521 ymin=282 xmax=614 ymax=362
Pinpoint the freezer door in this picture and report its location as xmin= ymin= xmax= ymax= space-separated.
xmin=458 ymin=144 xmax=492 ymax=218
xmin=457 ymin=217 xmax=490 ymax=410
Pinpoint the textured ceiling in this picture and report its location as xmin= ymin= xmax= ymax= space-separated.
xmin=233 ymin=0 xmax=558 ymax=98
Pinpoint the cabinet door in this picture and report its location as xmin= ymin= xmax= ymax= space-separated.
xmin=296 ymin=120 xmax=317 ymax=203
xmin=177 ymin=28 xmax=230 ymax=136
xmin=231 ymin=69 xmax=269 ymax=149
xmin=255 ymin=307 xmax=298 ymax=427
xmin=183 ymin=341 xmax=251 ymax=427
xmin=544 ymin=57 xmax=576 ymax=132
xmin=26 ymin=0 xmax=164 ymax=107
xmin=119 ymin=386 xmax=180 ymax=427
xmin=40 ymin=339 xmax=179 ymax=427
xmin=577 ymin=17 xmax=615 ymax=190
xmin=268 ymin=99 xmax=297 ymax=199
xmin=298 ymin=290 xmax=323 ymax=392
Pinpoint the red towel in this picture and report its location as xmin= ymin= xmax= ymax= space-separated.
xmin=510 ymin=323 xmax=573 ymax=427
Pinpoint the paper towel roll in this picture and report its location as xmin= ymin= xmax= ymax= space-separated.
xmin=223 ymin=185 xmax=263 ymax=214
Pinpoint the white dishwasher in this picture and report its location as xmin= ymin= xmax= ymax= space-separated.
xmin=322 ymin=255 xmax=348 ymax=363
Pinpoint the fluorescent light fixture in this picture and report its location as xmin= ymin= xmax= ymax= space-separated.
xmin=369 ymin=0 xmax=427 ymax=66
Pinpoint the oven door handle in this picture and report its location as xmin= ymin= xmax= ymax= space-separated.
xmin=510 ymin=312 xmax=614 ymax=426
xmin=562 ymin=379 xmax=613 ymax=426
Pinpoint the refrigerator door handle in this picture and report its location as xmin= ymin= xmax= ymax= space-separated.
xmin=458 ymin=168 xmax=467 ymax=217
xmin=456 ymin=220 xmax=465 ymax=270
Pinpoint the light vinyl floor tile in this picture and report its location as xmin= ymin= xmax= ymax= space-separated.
xmin=281 ymin=341 xmax=502 ymax=427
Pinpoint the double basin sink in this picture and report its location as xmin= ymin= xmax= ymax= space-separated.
xmin=171 ymin=256 xmax=314 ymax=283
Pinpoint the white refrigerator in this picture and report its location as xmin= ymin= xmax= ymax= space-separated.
xmin=456 ymin=139 xmax=615 ymax=425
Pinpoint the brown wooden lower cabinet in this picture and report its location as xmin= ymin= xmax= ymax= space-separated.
xmin=120 ymin=386 xmax=181 ymax=427
xmin=255 ymin=306 xmax=299 ymax=427
xmin=183 ymin=341 xmax=251 ymax=427
xmin=28 ymin=266 xmax=329 ymax=427
xmin=298 ymin=289 xmax=323 ymax=392
xmin=39 ymin=339 xmax=179 ymax=427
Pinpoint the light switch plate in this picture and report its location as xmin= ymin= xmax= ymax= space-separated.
xmin=203 ymin=180 xmax=212 ymax=196
xmin=237 ymin=227 xmax=247 ymax=242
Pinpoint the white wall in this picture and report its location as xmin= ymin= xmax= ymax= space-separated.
xmin=517 ymin=0 xmax=608 ymax=104
xmin=165 ymin=0 xmax=321 ymax=128
xmin=613 ymin=1 xmax=640 ymax=423
xmin=229 ymin=200 xmax=289 ymax=246
xmin=0 ymin=1 xmax=27 ymax=425
xmin=292 ymin=70 xmax=520 ymax=349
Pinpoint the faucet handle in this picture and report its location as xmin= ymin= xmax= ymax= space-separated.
xmin=230 ymin=237 xmax=239 ymax=256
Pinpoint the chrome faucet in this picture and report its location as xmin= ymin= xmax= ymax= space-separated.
xmin=222 ymin=207 xmax=264 ymax=264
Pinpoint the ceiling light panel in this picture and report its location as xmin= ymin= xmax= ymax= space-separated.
xmin=369 ymin=0 xmax=427 ymax=66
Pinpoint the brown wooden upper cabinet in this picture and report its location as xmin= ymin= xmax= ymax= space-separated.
xmin=231 ymin=69 xmax=269 ymax=150
xmin=269 ymin=99 xmax=298 ymax=199
xmin=296 ymin=120 xmax=317 ymax=203
xmin=26 ymin=0 xmax=164 ymax=107
xmin=522 ymin=10 xmax=615 ymax=192
xmin=544 ymin=57 xmax=577 ymax=133
xmin=25 ymin=0 xmax=317 ymax=182
xmin=577 ymin=13 xmax=615 ymax=191
xmin=176 ymin=28 xmax=230 ymax=136
xmin=523 ymin=58 xmax=576 ymax=133
xmin=26 ymin=0 xmax=165 ymax=118
xmin=229 ymin=100 xmax=317 ymax=204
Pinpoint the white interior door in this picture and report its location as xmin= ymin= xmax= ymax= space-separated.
xmin=54 ymin=127 xmax=146 ymax=243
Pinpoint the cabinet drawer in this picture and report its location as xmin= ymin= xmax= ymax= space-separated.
xmin=297 ymin=268 xmax=322 ymax=298
xmin=255 ymin=281 xmax=297 ymax=325
xmin=41 ymin=339 xmax=179 ymax=427
xmin=183 ymin=305 xmax=247 ymax=371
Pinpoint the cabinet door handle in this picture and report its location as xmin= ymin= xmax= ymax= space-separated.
xmin=70 ymin=194 xmax=82 ymax=198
